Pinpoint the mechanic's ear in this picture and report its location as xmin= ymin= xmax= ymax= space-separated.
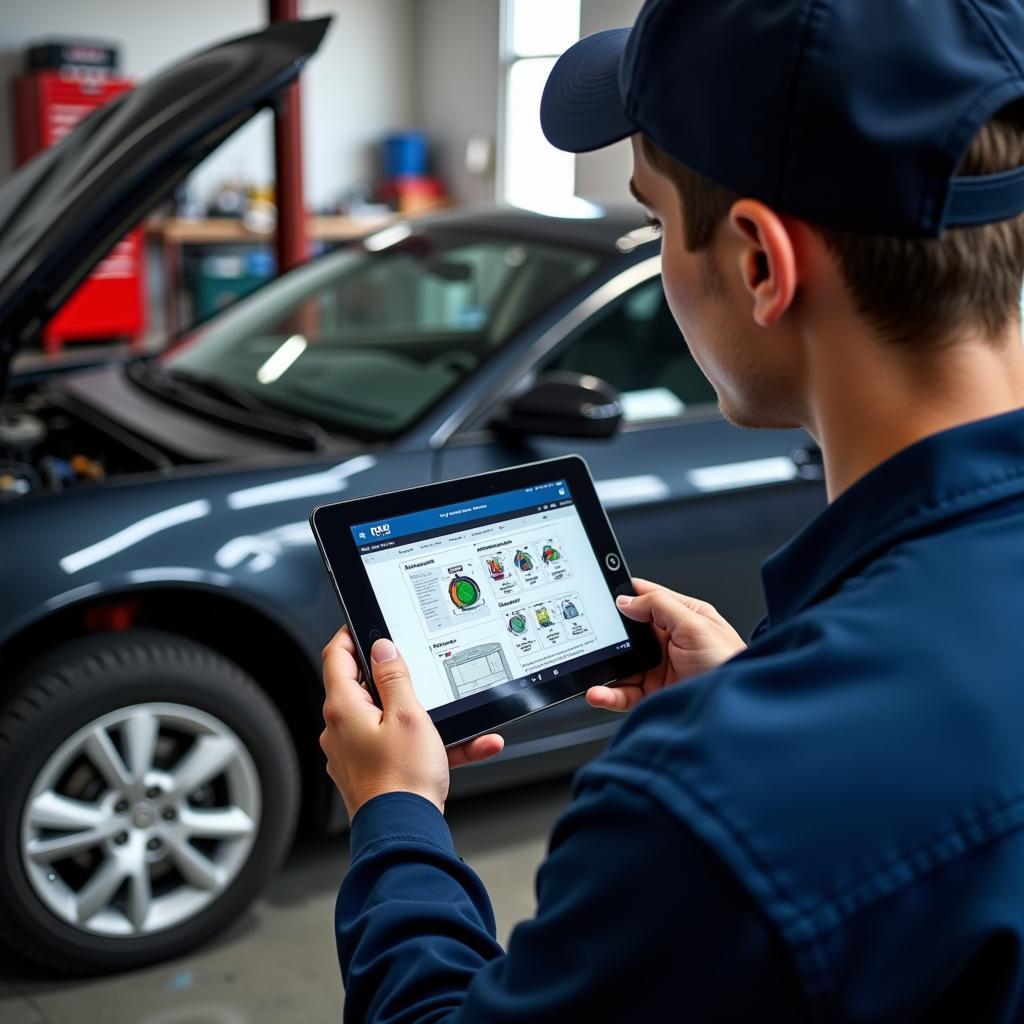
xmin=728 ymin=199 xmax=797 ymax=328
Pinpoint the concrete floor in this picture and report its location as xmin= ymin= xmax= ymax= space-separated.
xmin=0 ymin=777 xmax=572 ymax=1024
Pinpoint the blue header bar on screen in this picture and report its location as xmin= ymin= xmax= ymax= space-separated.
xmin=351 ymin=480 xmax=569 ymax=545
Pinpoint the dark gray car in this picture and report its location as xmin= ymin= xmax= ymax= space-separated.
xmin=0 ymin=20 xmax=826 ymax=972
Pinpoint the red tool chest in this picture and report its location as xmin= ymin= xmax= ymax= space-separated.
xmin=11 ymin=70 xmax=146 ymax=354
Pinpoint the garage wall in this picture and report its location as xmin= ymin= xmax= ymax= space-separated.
xmin=413 ymin=0 xmax=502 ymax=205
xmin=303 ymin=0 xmax=417 ymax=209
xmin=410 ymin=0 xmax=645 ymax=206
xmin=0 ymin=0 xmax=418 ymax=210
xmin=575 ymin=0 xmax=644 ymax=202
xmin=0 ymin=1 xmax=646 ymax=208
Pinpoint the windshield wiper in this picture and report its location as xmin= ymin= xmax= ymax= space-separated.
xmin=167 ymin=367 xmax=283 ymax=413
xmin=125 ymin=359 xmax=328 ymax=452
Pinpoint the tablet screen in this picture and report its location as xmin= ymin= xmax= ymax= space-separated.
xmin=351 ymin=477 xmax=632 ymax=722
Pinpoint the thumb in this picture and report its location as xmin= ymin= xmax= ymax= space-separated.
xmin=616 ymin=591 xmax=703 ymax=639
xmin=615 ymin=593 xmax=652 ymax=622
xmin=370 ymin=638 xmax=417 ymax=709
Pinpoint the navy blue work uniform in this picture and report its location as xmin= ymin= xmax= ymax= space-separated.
xmin=335 ymin=409 xmax=1024 ymax=1021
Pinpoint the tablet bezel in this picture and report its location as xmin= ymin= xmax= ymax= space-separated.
xmin=310 ymin=454 xmax=660 ymax=746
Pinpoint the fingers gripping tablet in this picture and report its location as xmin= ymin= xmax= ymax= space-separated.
xmin=310 ymin=456 xmax=660 ymax=745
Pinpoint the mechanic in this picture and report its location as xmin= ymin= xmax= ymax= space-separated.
xmin=320 ymin=1 xmax=1024 ymax=1019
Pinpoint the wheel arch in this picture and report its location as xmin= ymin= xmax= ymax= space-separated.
xmin=0 ymin=584 xmax=330 ymax=827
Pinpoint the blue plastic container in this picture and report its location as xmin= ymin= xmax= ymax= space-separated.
xmin=382 ymin=132 xmax=428 ymax=178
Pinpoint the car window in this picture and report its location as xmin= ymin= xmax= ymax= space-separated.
xmin=164 ymin=231 xmax=600 ymax=440
xmin=320 ymin=243 xmax=515 ymax=335
xmin=540 ymin=277 xmax=717 ymax=422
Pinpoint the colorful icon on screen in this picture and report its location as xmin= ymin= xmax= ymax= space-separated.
xmin=508 ymin=612 xmax=528 ymax=635
xmin=561 ymin=599 xmax=579 ymax=619
xmin=448 ymin=575 xmax=481 ymax=609
xmin=486 ymin=556 xmax=505 ymax=580
xmin=514 ymin=549 xmax=534 ymax=572
xmin=542 ymin=544 xmax=561 ymax=563
xmin=535 ymin=606 xmax=552 ymax=628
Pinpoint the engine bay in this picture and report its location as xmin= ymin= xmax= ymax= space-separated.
xmin=0 ymin=384 xmax=173 ymax=501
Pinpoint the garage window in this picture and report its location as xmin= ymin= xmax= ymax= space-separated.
xmin=500 ymin=0 xmax=580 ymax=211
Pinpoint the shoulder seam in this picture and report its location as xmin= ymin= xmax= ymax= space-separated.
xmin=579 ymin=758 xmax=827 ymax=995
xmin=586 ymin=757 xmax=1024 ymax=996
xmin=794 ymin=789 xmax=1024 ymax=944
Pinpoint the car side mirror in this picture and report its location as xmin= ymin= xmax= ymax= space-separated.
xmin=492 ymin=371 xmax=623 ymax=439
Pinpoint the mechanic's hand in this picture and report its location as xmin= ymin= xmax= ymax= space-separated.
xmin=586 ymin=578 xmax=746 ymax=713
xmin=320 ymin=626 xmax=504 ymax=819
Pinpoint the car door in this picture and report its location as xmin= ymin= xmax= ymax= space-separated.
xmin=436 ymin=263 xmax=827 ymax=637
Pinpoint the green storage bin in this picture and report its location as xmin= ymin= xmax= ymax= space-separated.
xmin=192 ymin=250 xmax=274 ymax=321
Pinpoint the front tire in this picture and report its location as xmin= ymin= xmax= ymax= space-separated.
xmin=0 ymin=630 xmax=300 ymax=973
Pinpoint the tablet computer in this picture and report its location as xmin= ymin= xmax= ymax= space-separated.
xmin=309 ymin=455 xmax=660 ymax=746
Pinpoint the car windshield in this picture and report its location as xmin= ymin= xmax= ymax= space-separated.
xmin=162 ymin=227 xmax=601 ymax=439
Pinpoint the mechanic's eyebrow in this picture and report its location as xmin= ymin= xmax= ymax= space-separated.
xmin=629 ymin=177 xmax=654 ymax=209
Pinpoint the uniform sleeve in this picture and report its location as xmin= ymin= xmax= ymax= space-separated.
xmin=336 ymin=782 xmax=806 ymax=1023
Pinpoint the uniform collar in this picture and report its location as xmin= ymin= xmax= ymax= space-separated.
xmin=762 ymin=408 xmax=1024 ymax=626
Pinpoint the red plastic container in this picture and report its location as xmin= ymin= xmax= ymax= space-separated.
xmin=377 ymin=174 xmax=448 ymax=215
xmin=11 ymin=70 xmax=146 ymax=354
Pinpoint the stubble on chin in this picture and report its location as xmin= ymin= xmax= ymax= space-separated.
xmin=719 ymin=399 xmax=802 ymax=431
xmin=718 ymin=402 xmax=761 ymax=429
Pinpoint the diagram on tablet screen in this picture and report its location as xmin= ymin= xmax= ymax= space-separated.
xmin=402 ymin=549 xmax=493 ymax=635
xmin=359 ymin=491 xmax=628 ymax=713
xmin=399 ymin=528 xmax=593 ymax=698
xmin=442 ymin=643 xmax=512 ymax=700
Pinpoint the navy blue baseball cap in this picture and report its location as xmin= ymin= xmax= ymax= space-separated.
xmin=541 ymin=0 xmax=1024 ymax=237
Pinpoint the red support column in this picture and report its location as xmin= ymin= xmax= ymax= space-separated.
xmin=269 ymin=0 xmax=308 ymax=273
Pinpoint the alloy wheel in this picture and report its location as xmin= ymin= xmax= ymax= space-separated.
xmin=20 ymin=702 xmax=261 ymax=938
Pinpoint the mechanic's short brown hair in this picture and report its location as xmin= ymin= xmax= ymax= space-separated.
xmin=641 ymin=102 xmax=1024 ymax=348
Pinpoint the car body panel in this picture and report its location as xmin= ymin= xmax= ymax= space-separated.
xmin=440 ymin=419 xmax=823 ymax=636
xmin=0 ymin=204 xmax=828 ymax=820
xmin=0 ymin=450 xmax=428 ymax=652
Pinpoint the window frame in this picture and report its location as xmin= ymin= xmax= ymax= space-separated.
xmin=497 ymin=0 xmax=581 ymax=208
xmin=436 ymin=255 xmax=723 ymax=447
xmin=535 ymin=275 xmax=720 ymax=422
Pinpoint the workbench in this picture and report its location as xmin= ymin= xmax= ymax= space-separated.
xmin=145 ymin=214 xmax=393 ymax=336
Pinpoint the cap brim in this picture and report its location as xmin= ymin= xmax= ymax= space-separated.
xmin=541 ymin=28 xmax=636 ymax=154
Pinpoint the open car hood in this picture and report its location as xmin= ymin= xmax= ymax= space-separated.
xmin=0 ymin=17 xmax=330 ymax=389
